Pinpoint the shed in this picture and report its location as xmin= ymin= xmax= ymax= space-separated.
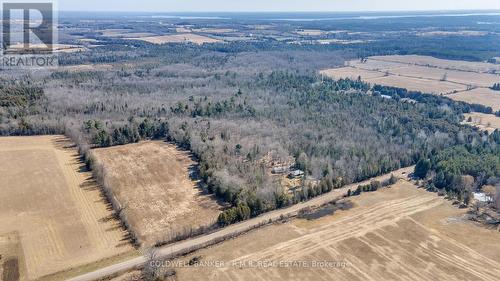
xmin=288 ymin=170 xmax=305 ymax=178
xmin=272 ymin=166 xmax=289 ymax=174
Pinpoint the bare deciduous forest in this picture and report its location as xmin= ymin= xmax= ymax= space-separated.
xmin=1 ymin=13 xmax=499 ymax=226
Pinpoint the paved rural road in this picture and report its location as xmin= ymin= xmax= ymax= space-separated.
xmin=67 ymin=166 xmax=414 ymax=281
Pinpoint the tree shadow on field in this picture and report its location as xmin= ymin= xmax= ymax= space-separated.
xmin=80 ymin=176 xmax=99 ymax=191
xmin=51 ymin=137 xmax=136 ymax=247
xmin=188 ymin=158 xmax=227 ymax=208
xmin=164 ymin=140 xmax=227 ymax=208
xmin=105 ymin=224 xmax=123 ymax=232
xmin=52 ymin=136 xmax=76 ymax=150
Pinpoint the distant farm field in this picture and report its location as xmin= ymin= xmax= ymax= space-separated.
xmin=98 ymin=29 xmax=156 ymax=38
xmin=448 ymin=88 xmax=500 ymax=111
xmin=463 ymin=112 xmax=500 ymax=133
xmin=370 ymin=55 xmax=500 ymax=74
xmin=320 ymin=67 xmax=385 ymax=80
xmin=92 ymin=141 xmax=222 ymax=247
xmin=367 ymin=75 xmax=467 ymax=94
xmin=0 ymin=136 xmax=132 ymax=281
xmin=193 ymin=28 xmax=235 ymax=33
xmin=172 ymin=181 xmax=500 ymax=281
xmin=387 ymin=65 xmax=500 ymax=88
xmin=129 ymin=34 xmax=221 ymax=45
xmin=321 ymin=55 xmax=500 ymax=109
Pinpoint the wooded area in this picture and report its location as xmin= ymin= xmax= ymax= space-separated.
xmin=2 ymin=13 xmax=500 ymax=227
xmin=2 ymin=41 xmax=498 ymax=226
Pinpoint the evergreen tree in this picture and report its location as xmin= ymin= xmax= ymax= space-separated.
xmin=414 ymin=159 xmax=431 ymax=179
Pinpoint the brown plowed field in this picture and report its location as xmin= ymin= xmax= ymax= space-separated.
xmin=92 ymin=141 xmax=222 ymax=247
xmin=173 ymin=181 xmax=500 ymax=281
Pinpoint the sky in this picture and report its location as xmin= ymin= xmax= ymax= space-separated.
xmin=59 ymin=0 xmax=500 ymax=12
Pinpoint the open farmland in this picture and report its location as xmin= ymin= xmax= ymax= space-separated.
xmin=0 ymin=136 xmax=133 ymax=281
xmin=386 ymin=65 xmax=500 ymax=88
xmin=192 ymin=28 xmax=235 ymax=33
xmin=170 ymin=181 xmax=500 ymax=281
xmin=370 ymin=55 xmax=500 ymax=74
xmin=129 ymin=34 xmax=221 ymax=45
xmin=320 ymin=67 xmax=386 ymax=80
xmin=367 ymin=75 xmax=467 ymax=94
xmin=92 ymin=141 xmax=222 ymax=247
xmin=99 ymin=29 xmax=156 ymax=38
xmin=448 ymin=88 xmax=500 ymax=111
xmin=321 ymin=55 xmax=500 ymax=105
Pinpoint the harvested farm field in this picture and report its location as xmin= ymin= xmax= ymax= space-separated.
xmin=366 ymin=75 xmax=467 ymax=94
xmin=448 ymin=88 xmax=500 ymax=111
xmin=322 ymin=55 xmax=500 ymax=103
xmin=129 ymin=34 xmax=221 ymax=44
xmin=92 ymin=141 xmax=223 ymax=247
xmin=320 ymin=67 xmax=385 ymax=80
xmin=170 ymin=180 xmax=500 ymax=281
xmin=386 ymin=65 xmax=500 ymax=88
xmin=370 ymin=55 xmax=500 ymax=74
xmin=0 ymin=136 xmax=133 ymax=281
xmin=192 ymin=28 xmax=235 ymax=33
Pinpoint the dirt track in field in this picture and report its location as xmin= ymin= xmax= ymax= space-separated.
xmin=0 ymin=136 xmax=133 ymax=281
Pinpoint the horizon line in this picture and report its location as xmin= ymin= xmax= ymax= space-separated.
xmin=56 ymin=9 xmax=500 ymax=14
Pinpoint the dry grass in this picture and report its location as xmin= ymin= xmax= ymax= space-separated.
xmin=192 ymin=28 xmax=235 ymax=33
xmin=129 ymin=34 xmax=221 ymax=45
xmin=347 ymin=59 xmax=406 ymax=71
xmin=463 ymin=112 xmax=500 ymax=133
xmin=92 ymin=141 xmax=223 ymax=247
xmin=448 ymin=88 xmax=500 ymax=111
xmin=366 ymin=75 xmax=467 ymax=94
xmin=416 ymin=30 xmax=488 ymax=37
xmin=295 ymin=29 xmax=326 ymax=36
xmin=322 ymin=55 xmax=500 ymax=103
xmin=320 ymin=67 xmax=385 ymax=80
xmin=387 ymin=65 xmax=500 ymax=88
xmin=170 ymin=181 xmax=500 ymax=281
xmin=0 ymin=136 xmax=133 ymax=281
xmin=175 ymin=27 xmax=192 ymax=33
xmin=99 ymin=29 xmax=156 ymax=38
